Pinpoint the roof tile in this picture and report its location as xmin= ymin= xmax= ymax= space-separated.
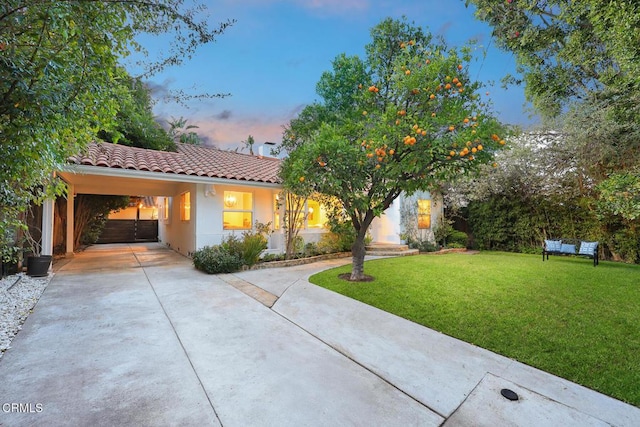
xmin=68 ymin=142 xmax=281 ymax=184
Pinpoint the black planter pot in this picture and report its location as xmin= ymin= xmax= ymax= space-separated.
xmin=1 ymin=261 xmax=20 ymax=278
xmin=27 ymin=255 xmax=52 ymax=277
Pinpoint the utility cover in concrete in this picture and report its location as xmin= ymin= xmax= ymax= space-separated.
xmin=443 ymin=373 xmax=609 ymax=427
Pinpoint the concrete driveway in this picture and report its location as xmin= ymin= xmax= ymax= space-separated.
xmin=0 ymin=243 xmax=638 ymax=426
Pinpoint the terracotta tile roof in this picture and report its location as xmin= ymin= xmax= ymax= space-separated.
xmin=68 ymin=141 xmax=282 ymax=184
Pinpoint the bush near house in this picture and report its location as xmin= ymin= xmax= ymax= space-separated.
xmin=192 ymin=245 xmax=243 ymax=274
xmin=193 ymin=223 xmax=270 ymax=274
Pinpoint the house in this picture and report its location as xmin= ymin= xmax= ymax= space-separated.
xmin=47 ymin=141 xmax=442 ymax=257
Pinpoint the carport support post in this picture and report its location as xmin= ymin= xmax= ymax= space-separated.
xmin=66 ymin=185 xmax=75 ymax=256
xmin=42 ymin=198 xmax=54 ymax=256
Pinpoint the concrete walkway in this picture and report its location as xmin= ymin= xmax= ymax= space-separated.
xmin=0 ymin=243 xmax=637 ymax=426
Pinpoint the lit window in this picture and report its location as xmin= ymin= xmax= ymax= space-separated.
xmin=163 ymin=197 xmax=170 ymax=222
xmin=418 ymin=199 xmax=431 ymax=229
xmin=306 ymin=199 xmax=326 ymax=228
xmin=180 ymin=192 xmax=191 ymax=221
xmin=223 ymin=191 xmax=253 ymax=229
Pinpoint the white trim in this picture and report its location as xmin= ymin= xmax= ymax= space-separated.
xmin=61 ymin=164 xmax=282 ymax=189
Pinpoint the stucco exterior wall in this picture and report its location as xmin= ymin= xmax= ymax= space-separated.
xmin=369 ymin=200 xmax=402 ymax=244
xmin=194 ymin=183 xmax=279 ymax=250
xmin=157 ymin=182 xmax=196 ymax=256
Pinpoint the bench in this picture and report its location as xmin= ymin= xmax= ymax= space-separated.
xmin=543 ymin=239 xmax=599 ymax=266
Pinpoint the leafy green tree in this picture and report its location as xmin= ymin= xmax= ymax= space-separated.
xmin=281 ymin=18 xmax=506 ymax=280
xmin=466 ymin=0 xmax=640 ymax=118
xmin=465 ymin=0 xmax=640 ymax=261
xmin=98 ymin=74 xmax=175 ymax=151
xmin=167 ymin=116 xmax=201 ymax=145
xmin=1 ymin=0 xmax=233 ymax=255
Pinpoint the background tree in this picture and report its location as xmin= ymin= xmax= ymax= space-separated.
xmin=280 ymin=18 xmax=506 ymax=280
xmin=98 ymin=73 xmax=176 ymax=151
xmin=242 ymin=135 xmax=256 ymax=155
xmin=167 ymin=116 xmax=201 ymax=145
xmin=463 ymin=0 xmax=640 ymax=262
xmin=1 ymin=0 xmax=233 ymax=259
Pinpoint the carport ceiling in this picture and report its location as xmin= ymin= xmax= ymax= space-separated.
xmin=59 ymin=170 xmax=180 ymax=196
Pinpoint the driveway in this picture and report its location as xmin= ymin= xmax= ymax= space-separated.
xmin=0 ymin=243 xmax=638 ymax=426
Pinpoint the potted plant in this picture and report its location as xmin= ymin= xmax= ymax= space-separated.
xmin=23 ymin=221 xmax=51 ymax=277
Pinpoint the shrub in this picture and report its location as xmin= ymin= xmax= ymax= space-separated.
xmin=240 ymin=231 xmax=268 ymax=267
xmin=220 ymin=234 xmax=243 ymax=258
xmin=408 ymin=238 xmax=439 ymax=252
xmin=448 ymin=230 xmax=468 ymax=248
xmin=192 ymin=245 xmax=243 ymax=274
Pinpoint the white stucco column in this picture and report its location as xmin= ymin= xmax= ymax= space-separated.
xmin=41 ymin=199 xmax=55 ymax=256
xmin=66 ymin=185 xmax=75 ymax=256
xmin=369 ymin=200 xmax=401 ymax=244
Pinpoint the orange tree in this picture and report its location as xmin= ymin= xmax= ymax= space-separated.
xmin=280 ymin=18 xmax=507 ymax=281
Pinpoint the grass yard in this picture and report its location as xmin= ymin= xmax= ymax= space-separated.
xmin=309 ymin=251 xmax=640 ymax=407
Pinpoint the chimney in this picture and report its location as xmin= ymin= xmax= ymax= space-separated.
xmin=258 ymin=141 xmax=276 ymax=157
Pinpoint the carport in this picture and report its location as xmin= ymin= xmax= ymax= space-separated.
xmin=54 ymin=165 xmax=172 ymax=256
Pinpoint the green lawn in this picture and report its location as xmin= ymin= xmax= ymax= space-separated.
xmin=309 ymin=251 xmax=640 ymax=407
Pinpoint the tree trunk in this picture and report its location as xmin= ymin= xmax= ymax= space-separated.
xmin=350 ymin=233 xmax=367 ymax=281
xmin=350 ymin=218 xmax=373 ymax=281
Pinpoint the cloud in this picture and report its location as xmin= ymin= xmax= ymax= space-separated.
xmin=145 ymin=78 xmax=175 ymax=100
xmin=192 ymin=113 xmax=288 ymax=152
xmin=436 ymin=21 xmax=453 ymax=39
xmin=215 ymin=110 xmax=232 ymax=120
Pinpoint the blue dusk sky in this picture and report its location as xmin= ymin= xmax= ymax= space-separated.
xmin=126 ymin=0 xmax=539 ymax=151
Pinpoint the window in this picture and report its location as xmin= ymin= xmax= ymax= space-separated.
xmin=418 ymin=199 xmax=431 ymax=229
xmin=163 ymin=197 xmax=171 ymax=223
xmin=306 ymin=199 xmax=327 ymax=228
xmin=180 ymin=192 xmax=191 ymax=221
xmin=223 ymin=191 xmax=253 ymax=229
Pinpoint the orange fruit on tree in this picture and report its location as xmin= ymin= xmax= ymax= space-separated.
xmin=445 ymin=83 xmax=452 ymax=90
xmin=429 ymin=94 xmax=435 ymax=100
xmin=448 ymin=125 xmax=455 ymax=132
xmin=477 ymin=144 xmax=483 ymax=151
xmin=405 ymin=69 xmax=411 ymax=75
xmin=299 ymin=176 xmax=305 ymax=182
